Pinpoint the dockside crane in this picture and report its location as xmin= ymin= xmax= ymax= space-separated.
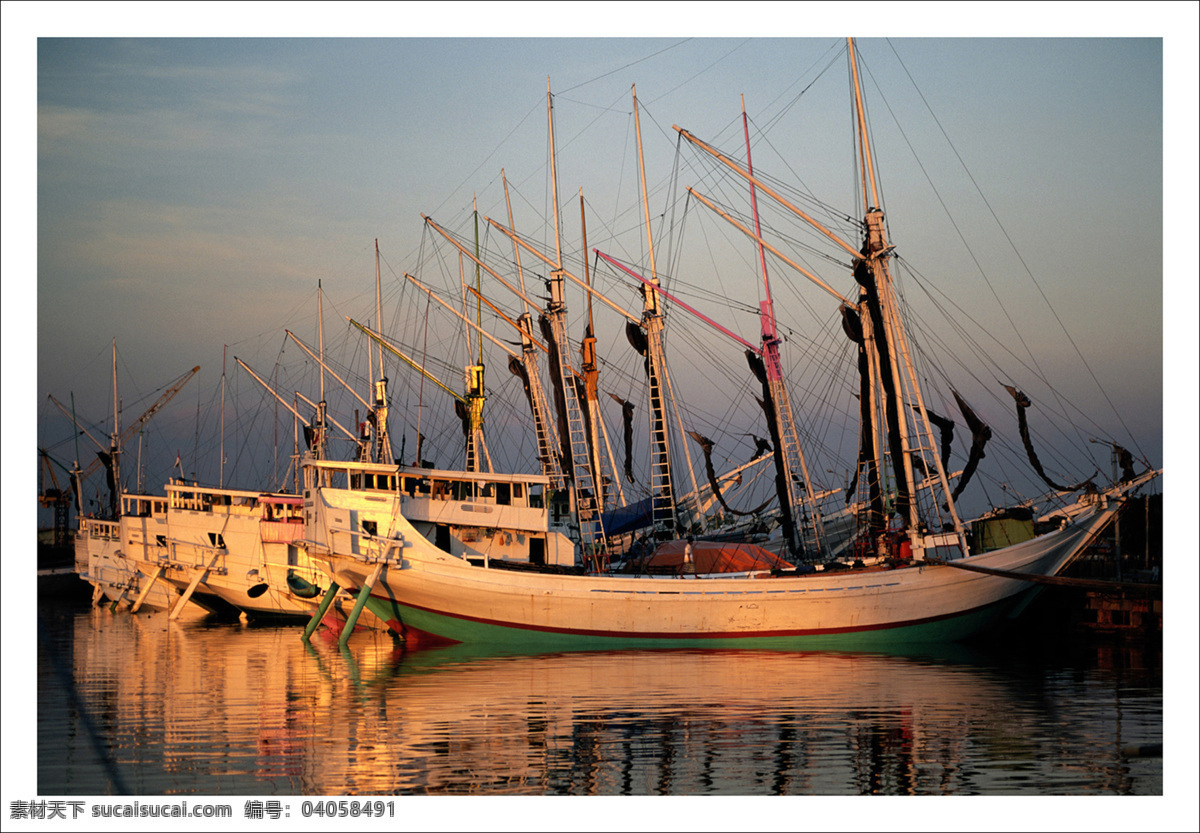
xmin=48 ymin=365 xmax=201 ymax=515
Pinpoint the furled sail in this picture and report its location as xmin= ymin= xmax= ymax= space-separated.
xmin=748 ymin=434 xmax=772 ymax=460
xmin=1003 ymin=385 xmax=1094 ymax=493
xmin=1115 ymin=443 xmax=1137 ymax=483
xmin=916 ymin=404 xmax=955 ymax=473
xmin=453 ymin=398 xmax=470 ymax=437
xmin=686 ymin=431 xmax=771 ymax=518
xmin=950 ymin=390 xmax=990 ymax=502
xmin=747 ymin=352 xmax=798 ymax=548
xmin=608 ymin=393 xmax=637 ymax=483
xmin=839 ymin=304 xmax=885 ymax=536
xmin=852 ymin=258 xmax=912 ymax=529
xmin=96 ymin=450 xmax=117 ymax=518
xmin=539 ymin=314 xmax=573 ymax=473
xmin=507 ymin=354 xmax=531 ymax=402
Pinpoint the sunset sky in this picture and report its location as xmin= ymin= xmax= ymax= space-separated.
xmin=22 ymin=24 xmax=1182 ymax=482
xmin=10 ymin=4 xmax=1194 ymax=510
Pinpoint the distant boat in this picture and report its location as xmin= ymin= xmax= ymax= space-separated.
xmin=295 ymin=39 xmax=1160 ymax=649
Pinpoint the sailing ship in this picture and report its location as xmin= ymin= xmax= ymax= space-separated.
xmin=290 ymin=39 xmax=1159 ymax=651
xmin=67 ymin=337 xmax=378 ymax=624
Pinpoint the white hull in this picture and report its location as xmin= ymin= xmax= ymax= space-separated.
xmin=304 ymin=460 xmax=1144 ymax=649
xmin=75 ymin=517 xmax=213 ymax=618
xmin=118 ymin=486 xmax=320 ymax=618
xmin=76 ymin=484 xmax=357 ymax=622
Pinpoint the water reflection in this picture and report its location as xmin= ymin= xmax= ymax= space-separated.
xmin=38 ymin=599 xmax=1161 ymax=796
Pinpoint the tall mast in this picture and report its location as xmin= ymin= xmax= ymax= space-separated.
xmin=112 ymin=338 xmax=118 ymax=444
xmin=220 ymin=345 xmax=227 ymax=487
xmin=741 ymin=96 xmax=826 ymax=559
xmin=578 ymin=189 xmax=610 ymax=509
xmin=374 ymin=238 xmax=392 ymax=464
xmin=457 ymin=238 xmax=490 ymax=474
xmin=501 ymin=169 xmax=566 ymax=487
xmin=70 ymin=393 xmax=83 ymax=514
xmin=316 ymin=281 xmax=327 ymax=459
xmin=292 ymin=395 xmax=300 ymax=492
xmin=474 ymin=199 xmax=483 ymax=366
xmin=633 ymin=84 xmax=680 ymax=539
xmin=372 ymin=235 xmax=381 ymax=384
xmin=547 ymin=79 xmax=564 ymax=279
xmin=846 ymin=37 xmax=965 ymax=554
xmin=502 ymin=170 xmax=531 ymax=316
xmin=545 ymin=79 xmax=606 ymax=565
xmin=109 ymin=338 xmax=120 ymax=517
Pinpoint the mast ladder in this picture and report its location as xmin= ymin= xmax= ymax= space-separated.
xmin=519 ymin=315 xmax=566 ymax=489
xmin=530 ymin=367 xmax=565 ymax=487
xmin=547 ymin=305 xmax=608 ymax=570
xmin=645 ymin=329 xmax=678 ymax=540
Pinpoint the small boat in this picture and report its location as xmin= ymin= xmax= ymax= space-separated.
xmin=299 ymin=39 xmax=1159 ymax=650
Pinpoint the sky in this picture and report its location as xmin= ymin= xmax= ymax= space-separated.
xmin=17 ymin=8 xmax=1187 ymax=503
xmin=5 ymin=1 xmax=1199 ymax=823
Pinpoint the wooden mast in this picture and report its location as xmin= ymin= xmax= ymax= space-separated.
xmin=316 ymin=280 xmax=327 ymax=459
xmin=741 ymin=95 xmax=826 ymax=559
xmin=577 ymin=189 xmax=611 ymax=509
xmin=633 ymin=84 xmax=682 ymax=540
xmin=846 ymin=37 xmax=966 ymax=556
xmin=373 ymin=239 xmax=392 ymax=464
xmin=544 ymin=79 xmax=606 ymax=563
xmin=109 ymin=338 xmax=120 ymax=517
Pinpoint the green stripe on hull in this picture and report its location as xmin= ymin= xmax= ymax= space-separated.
xmin=363 ymin=594 xmax=1025 ymax=652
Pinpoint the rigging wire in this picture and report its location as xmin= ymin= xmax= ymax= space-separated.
xmin=881 ymin=37 xmax=1144 ymax=462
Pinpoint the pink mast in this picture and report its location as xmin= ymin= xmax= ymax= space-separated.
xmin=743 ymin=95 xmax=784 ymax=382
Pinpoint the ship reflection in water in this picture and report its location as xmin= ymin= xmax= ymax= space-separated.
xmin=37 ymin=597 xmax=1161 ymax=796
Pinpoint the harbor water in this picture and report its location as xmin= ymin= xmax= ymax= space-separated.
xmin=23 ymin=582 xmax=1176 ymax=828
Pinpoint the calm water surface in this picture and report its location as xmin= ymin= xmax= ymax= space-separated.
xmin=35 ymin=591 xmax=1162 ymax=797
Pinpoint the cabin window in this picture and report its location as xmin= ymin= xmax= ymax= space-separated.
xmin=208 ymin=533 xmax=226 ymax=549
xmin=156 ymin=535 xmax=167 ymax=547
xmin=495 ymin=482 xmax=511 ymax=506
xmin=362 ymin=520 xmax=377 ymax=537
